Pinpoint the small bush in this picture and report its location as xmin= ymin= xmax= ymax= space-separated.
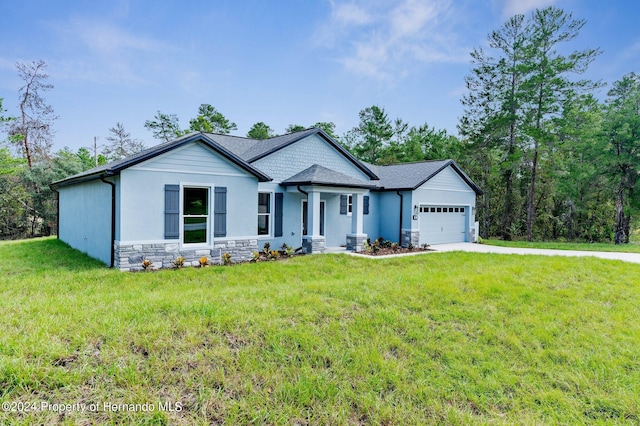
xmin=173 ymin=256 xmax=186 ymax=269
xmin=222 ymin=252 xmax=232 ymax=266
xmin=199 ymin=256 xmax=209 ymax=267
xmin=407 ymin=243 xmax=414 ymax=251
xmin=262 ymin=242 xmax=271 ymax=254
xmin=141 ymin=259 xmax=153 ymax=271
xmin=269 ymin=250 xmax=280 ymax=260
xmin=251 ymin=251 xmax=261 ymax=262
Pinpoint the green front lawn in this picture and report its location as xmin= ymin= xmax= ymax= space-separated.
xmin=482 ymin=239 xmax=640 ymax=253
xmin=1 ymin=238 xmax=639 ymax=424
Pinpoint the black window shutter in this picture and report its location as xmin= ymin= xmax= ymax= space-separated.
xmin=340 ymin=194 xmax=348 ymax=215
xmin=363 ymin=195 xmax=370 ymax=215
xmin=214 ymin=187 xmax=227 ymax=237
xmin=164 ymin=184 xmax=180 ymax=239
xmin=274 ymin=193 xmax=284 ymax=237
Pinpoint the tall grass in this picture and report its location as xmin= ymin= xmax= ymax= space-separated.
xmin=0 ymin=238 xmax=639 ymax=424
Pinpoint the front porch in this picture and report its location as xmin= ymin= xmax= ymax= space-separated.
xmin=297 ymin=188 xmax=369 ymax=254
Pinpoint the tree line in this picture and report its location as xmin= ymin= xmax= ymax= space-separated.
xmin=1 ymin=6 xmax=638 ymax=243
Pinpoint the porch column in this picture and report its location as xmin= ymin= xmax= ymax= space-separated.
xmin=302 ymin=190 xmax=325 ymax=254
xmin=347 ymin=192 xmax=367 ymax=251
xmin=308 ymin=190 xmax=321 ymax=237
xmin=351 ymin=193 xmax=364 ymax=235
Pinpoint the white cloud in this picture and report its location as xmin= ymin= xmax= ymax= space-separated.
xmin=316 ymin=0 xmax=468 ymax=81
xmin=50 ymin=18 xmax=172 ymax=85
xmin=502 ymin=0 xmax=556 ymax=17
xmin=332 ymin=2 xmax=372 ymax=26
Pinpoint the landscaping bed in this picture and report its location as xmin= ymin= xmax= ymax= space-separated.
xmin=357 ymin=237 xmax=431 ymax=256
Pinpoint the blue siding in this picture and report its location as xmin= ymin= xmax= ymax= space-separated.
xmin=252 ymin=134 xmax=370 ymax=182
xmin=131 ymin=141 xmax=251 ymax=176
xmin=58 ymin=179 xmax=113 ymax=265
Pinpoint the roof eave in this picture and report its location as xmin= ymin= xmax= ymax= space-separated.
xmin=280 ymin=181 xmax=377 ymax=189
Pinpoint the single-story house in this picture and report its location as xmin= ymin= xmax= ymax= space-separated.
xmin=51 ymin=128 xmax=482 ymax=271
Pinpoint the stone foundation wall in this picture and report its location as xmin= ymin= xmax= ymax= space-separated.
xmin=114 ymin=239 xmax=258 ymax=271
xmin=346 ymin=234 xmax=367 ymax=252
xmin=401 ymin=229 xmax=420 ymax=247
xmin=302 ymin=236 xmax=325 ymax=254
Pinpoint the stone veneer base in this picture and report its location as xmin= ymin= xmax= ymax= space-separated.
xmin=114 ymin=239 xmax=259 ymax=271
xmin=302 ymin=236 xmax=325 ymax=254
xmin=346 ymin=234 xmax=368 ymax=252
xmin=401 ymin=229 xmax=420 ymax=248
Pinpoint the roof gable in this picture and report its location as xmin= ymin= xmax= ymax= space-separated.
xmin=369 ymin=160 xmax=483 ymax=194
xmin=281 ymin=164 xmax=377 ymax=189
xmin=212 ymin=128 xmax=378 ymax=180
xmin=52 ymin=133 xmax=271 ymax=188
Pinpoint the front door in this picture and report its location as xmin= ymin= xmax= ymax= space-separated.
xmin=302 ymin=200 xmax=325 ymax=236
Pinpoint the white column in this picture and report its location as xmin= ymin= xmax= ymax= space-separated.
xmin=351 ymin=193 xmax=364 ymax=235
xmin=308 ymin=190 xmax=321 ymax=237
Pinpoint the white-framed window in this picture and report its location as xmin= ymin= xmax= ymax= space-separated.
xmin=347 ymin=194 xmax=353 ymax=216
xmin=183 ymin=186 xmax=210 ymax=245
xmin=258 ymin=192 xmax=271 ymax=236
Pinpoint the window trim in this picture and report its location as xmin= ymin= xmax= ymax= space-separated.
xmin=180 ymin=184 xmax=212 ymax=247
xmin=258 ymin=191 xmax=273 ymax=237
xmin=347 ymin=194 xmax=353 ymax=216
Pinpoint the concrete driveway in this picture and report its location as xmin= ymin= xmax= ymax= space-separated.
xmin=431 ymin=243 xmax=640 ymax=264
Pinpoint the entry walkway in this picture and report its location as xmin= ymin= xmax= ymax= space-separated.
xmin=431 ymin=243 xmax=640 ymax=264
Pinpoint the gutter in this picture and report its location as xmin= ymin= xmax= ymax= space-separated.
xmin=99 ymin=174 xmax=116 ymax=268
xmin=396 ymin=191 xmax=403 ymax=245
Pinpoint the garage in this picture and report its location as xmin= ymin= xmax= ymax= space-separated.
xmin=419 ymin=205 xmax=467 ymax=245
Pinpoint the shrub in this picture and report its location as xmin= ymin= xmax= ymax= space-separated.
xmin=407 ymin=243 xmax=414 ymax=251
xmin=262 ymin=242 xmax=271 ymax=254
xmin=251 ymin=251 xmax=262 ymax=262
xmin=222 ymin=252 xmax=232 ymax=266
xmin=285 ymin=245 xmax=295 ymax=256
xmin=141 ymin=259 xmax=153 ymax=271
xmin=199 ymin=256 xmax=209 ymax=267
xmin=269 ymin=250 xmax=280 ymax=260
xmin=391 ymin=242 xmax=399 ymax=251
xmin=172 ymin=256 xmax=186 ymax=269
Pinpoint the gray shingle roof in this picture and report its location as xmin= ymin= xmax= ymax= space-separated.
xmin=281 ymin=164 xmax=377 ymax=189
xmin=364 ymin=159 xmax=483 ymax=194
xmin=210 ymin=128 xmax=378 ymax=180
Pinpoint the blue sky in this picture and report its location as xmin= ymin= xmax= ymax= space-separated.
xmin=1 ymin=0 xmax=639 ymax=152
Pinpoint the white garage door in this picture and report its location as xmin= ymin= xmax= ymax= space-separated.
xmin=419 ymin=206 xmax=467 ymax=245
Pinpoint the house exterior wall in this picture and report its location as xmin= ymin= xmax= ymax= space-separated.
xmin=411 ymin=165 xmax=477 ymax=242
xmin=58 ymin=178 xmax=113 ymax=265
xmin=113 ymin=141 xmax=261 ymax=270
xmin=376 ymin=191 xmax=403 ymax=243
xmin=252 ymin=134 xmax=371 ymax=182
xmin=121 ymin=142 xmax=259 ymax=241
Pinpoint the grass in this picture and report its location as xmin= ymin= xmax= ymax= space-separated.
xmin=1 ymin=238 xmax=639 ymax=424
xmin=482 ymin=238 xmax=640 ymax=253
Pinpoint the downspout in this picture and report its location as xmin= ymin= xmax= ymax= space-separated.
xmin=100 ymin=174 xmax=116 ymax=268
xmin=296 ymin=185 xmax=308 ymax=197
xmin=396 ymin=191 xmax=403 ymax=245
xmin=50 ymin=184 xmax=60 ymax=238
